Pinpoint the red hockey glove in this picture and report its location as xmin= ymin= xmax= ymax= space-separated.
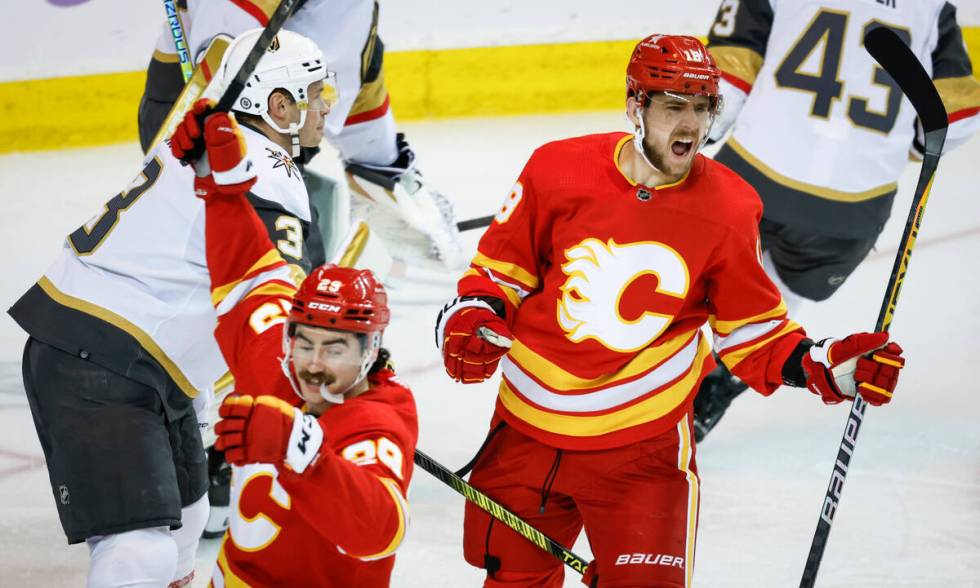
xmin=436 ymin=296 xmax=512 ymax=383
xmin=170 ymin=98 xmax=256 ymax=197
xmin=170 ymin=99 xmax=211 ymax=163
xmin=801 ymin=332 xmax=905 ymax=406
xmin=215 ymin=395 xmax=324 ymax=473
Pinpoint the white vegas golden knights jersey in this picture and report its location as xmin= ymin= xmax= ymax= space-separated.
xmin=188 ymin=0 xmax=379 ymax=138
xmin=707 ymin=0 xmax=980 ymax=236
xmin=9 ymin=127 xmax=306 ymax=415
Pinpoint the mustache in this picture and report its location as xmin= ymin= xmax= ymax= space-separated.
xmin=298 ymin=369 xmax=336 ymax=387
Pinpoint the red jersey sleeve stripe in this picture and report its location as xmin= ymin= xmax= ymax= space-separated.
xmin=229 ymin=0 xmax=272 ymax=25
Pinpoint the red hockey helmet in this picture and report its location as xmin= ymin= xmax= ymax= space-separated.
xmin=626 ymin=35 xmax=721 ymax=105
xmin=288 ymin=264 xmax=390 ymax=334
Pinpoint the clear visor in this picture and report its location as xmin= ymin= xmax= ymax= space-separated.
xmin=296 ymin=70 xmax=339 ymax=113
xmin=284 ymin=326 xmax=378 ymax=404
xmin=645 ymin=91 xmax=720 ymax=125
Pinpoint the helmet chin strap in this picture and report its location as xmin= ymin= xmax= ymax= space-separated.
xmin=279 ymin=331 xmax=381 ymax=406
xmin=261 ymin=109 xmax=307 ymax=158
xmin=630 ymin=107 xmax=664 ymax=174
xmin=630 ymin=95 xmax=721 ymax=173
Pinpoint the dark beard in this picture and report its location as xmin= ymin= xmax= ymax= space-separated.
xmin=642 ymin=134 xmax=698 ymax=180
xmin=643 ymin=140 xmax=671 ymax=174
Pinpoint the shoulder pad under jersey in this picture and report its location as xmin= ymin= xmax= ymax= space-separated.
xmin=243 ymin=128 xmax=312 ymax=221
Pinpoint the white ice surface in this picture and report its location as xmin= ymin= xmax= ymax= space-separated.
xmin=1 ymin=112 xmax=978 ymax=587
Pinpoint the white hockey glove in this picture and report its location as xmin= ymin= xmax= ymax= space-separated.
xmin=345 ymin=133 xmax=465 ymax=271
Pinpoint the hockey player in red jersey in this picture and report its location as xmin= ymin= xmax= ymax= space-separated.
xmin=169 ymin=103 xmax=417 ymax=586
xmin=434 ymin=35 xmax=907 ymax=587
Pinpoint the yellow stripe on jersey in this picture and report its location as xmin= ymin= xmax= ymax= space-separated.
xmin=351 ymin=477 xmax=409 ymax=561
xmin=708 ymin=45 xmax=764 ymax=87
xmin=676 ymin=417 xmax=698 ymax=588
xmin=499 ymin=335 xmax=710 ymax=437
xmin=211 ymin=249 xmax=287 ymax=308
xmin=934 ymin=76 xmax=980 ymax=117
xmin=472 ymin=252 xmax=540 ymax=290
xmin=710 ymin=299 xmax=787 ymax=336
xmin=508 ymin=329 xmax=696 ymax=391
xmin=728 ymin=138 xmax=898 ymax=202
xmin=718 ymin=320 xmax=802 ymax=369
xmin=215 ymin=539 xmax=252 ymax=588
xmin=469 ymin=267 xmax=523 ymax=309
xmin=151 ymin=49 xmax=180 ymax=64
xmin=242 ymin=282 xmax=296 ymax=304
xmin=37 ymin=276 xmax=199 ymax=398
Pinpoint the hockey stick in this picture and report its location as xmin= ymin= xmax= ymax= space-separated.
xmin=181 ymin=0 xmax=300 ymax=166
xmin=457 ymin=214 xmax=494 ymax=232
xmin=799 ymin=26 xmax=948 ymax=588
xmin=163 ymin=0 xmax=193 ymax=83
xmin=212 ymin=1 xmax=298 ymax=114
xmin=413 ymin=449 xmax=591 ymax=576
xmin=149 ymin=0 xmax=298 ymax=150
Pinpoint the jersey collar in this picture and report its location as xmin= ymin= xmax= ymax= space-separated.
xmin=612 ymin=133 xmax=696 ymax=191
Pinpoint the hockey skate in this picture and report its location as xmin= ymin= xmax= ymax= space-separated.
xmin=345 ymin=134 xmax=466 ymax=272
xmin=692 ymin=363 xmax=749 ymax=443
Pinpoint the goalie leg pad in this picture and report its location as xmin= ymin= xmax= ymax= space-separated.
xmin=345 ymin=134 xmax=465 ymax=270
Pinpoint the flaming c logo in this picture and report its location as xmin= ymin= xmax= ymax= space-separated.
xmin=557 ymin=238 xmax=689 ymax=352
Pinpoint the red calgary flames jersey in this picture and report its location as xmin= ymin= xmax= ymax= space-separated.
xmin=460 ymin=132 xmax=806 ymax=450
xmin=212 ymin=373 xmax=417 ymax=588
xmin=200 ymin=179 xmax=418 ymax=587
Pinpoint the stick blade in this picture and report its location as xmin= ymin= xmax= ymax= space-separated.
xmin=864 ymin=26 xmax=947 ymax=133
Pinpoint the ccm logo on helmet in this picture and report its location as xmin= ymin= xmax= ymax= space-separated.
xmin=307 ymin=302 xmax=341 ymax=312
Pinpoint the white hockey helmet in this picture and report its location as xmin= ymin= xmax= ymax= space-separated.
xmin=218 ymin=28 xmax=335 ymax=153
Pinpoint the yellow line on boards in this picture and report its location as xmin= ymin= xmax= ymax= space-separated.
xmin=1 ymin=30 xmax=978 ymax=154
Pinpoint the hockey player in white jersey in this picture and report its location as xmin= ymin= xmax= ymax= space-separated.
xmin=138 ymin=0 xmax=465 ymax=272
xmin=8 ymin=29 xmax=334 ymax=587
xmin=693 ymin=0 xmax=980 ymax=441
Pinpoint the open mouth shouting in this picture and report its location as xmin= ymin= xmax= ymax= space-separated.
xmin=670 ymin=138 xmax=695 ymax=159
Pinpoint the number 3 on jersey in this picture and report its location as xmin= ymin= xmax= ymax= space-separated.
xmin=774 ymin=9 xmax=911 ymax=133
xmin=68 ymin=157 xmax=163 ymax=255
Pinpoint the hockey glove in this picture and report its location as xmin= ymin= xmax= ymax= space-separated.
xmin=170 ymin=99 xmax=256 ymax=198
xmin=215 ymin=395 xmax=324 ymax=474
xmin=436 ymin=296 xmax=512 ymax=383
xmin=170 ymin=99 xmax=211 ymax=164
xmin=800 ymin=332 xmax=905 ymax=406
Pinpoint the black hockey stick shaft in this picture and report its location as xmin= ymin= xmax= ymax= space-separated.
xmin=183 ymin=0 xmax=297 ymax=167
xmin=799 ymin=27 xmax=948 ymax=588
xmin=215 ymin=0 xmax=298 ymax=114
xmin=456 ymin=214 xmax=494 ymax=232
xmin=413 ymin=449 xmax=591 ymax=575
